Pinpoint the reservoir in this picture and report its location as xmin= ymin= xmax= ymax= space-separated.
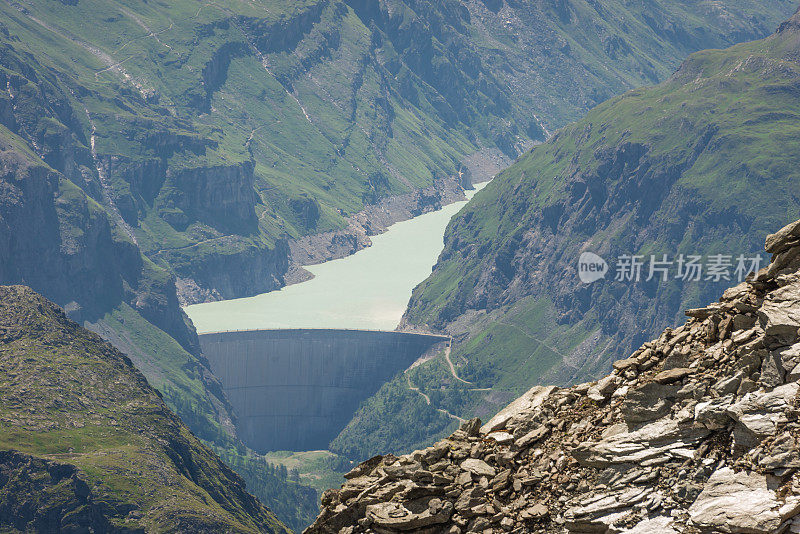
xmin=185 ymin=182 xmax=488 ymax=333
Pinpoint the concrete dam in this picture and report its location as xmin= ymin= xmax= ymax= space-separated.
xmin=199 ymin=329 xmax=449 ymax=452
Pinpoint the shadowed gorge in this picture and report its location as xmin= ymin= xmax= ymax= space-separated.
xmin=200 ymin=329 xmax=449 ymax=452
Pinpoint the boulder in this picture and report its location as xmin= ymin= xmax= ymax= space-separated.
xmin=758 ymin=283 xmax=800 ymax=346
xmin=620 ymin=382 xmax=678 ymax=424
xmin=460 ymin=418 xmax=482 ymax=437
xmin=688 ymin=467 xmax=800 ymax=533
xmin=460 ymin=458 xmax=496 ymax=478
xmin=774 ymin=343 xmax=800 ymax=376
xmin=760 ymin=349 xmax=785 ymax=388
xmin=573 ymin=419 xmax=709 ymax=468
xmin=653 ymin=367 xmax=693 ymax=384
xmin=766 ymin=219 xmax=800 ymax=254
xmin=694 ymin=395 xmax=735 ymax=430
xmin=727 ymin=382 xmax=799 ymax=440
xmin=621 ymin=516 xmax=679 ymax=533
xmin=759 ymin=432 xmax=800 ymax=471
xmin=564 ymin=488 xmax=652 ymax=532
xmin=517 ymin=425 xmax=550 ymax=448
xmin=587 ymin=375 xmax=619 ymax=402
xmin=365 ymin=500 xmax=453 ymax=530
xmin=480 ymin=385 xmax=557 ymax=434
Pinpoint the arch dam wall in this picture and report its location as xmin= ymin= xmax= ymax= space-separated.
xmin=198 ymin=329 xmax=449 ymax=452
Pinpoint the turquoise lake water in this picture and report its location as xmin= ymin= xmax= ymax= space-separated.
xmin=185 ymin=183 xmax=487 ymax=333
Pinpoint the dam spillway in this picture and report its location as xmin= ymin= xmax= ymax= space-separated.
xmin=199 ymin=329 xmax=449 ymax=452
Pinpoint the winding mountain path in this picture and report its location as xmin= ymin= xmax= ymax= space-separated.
xmin=405 ymin=372 xmax=465 ymax=424
xmin=443 ymin=343 xmax=472 ymax=385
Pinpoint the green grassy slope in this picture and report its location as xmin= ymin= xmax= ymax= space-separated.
xmin=0 ymin=285 xmax=289 ymax=533
xmin=451 ymin=0 xmax=798 ymax=133
xmin=0 ymin=37 xmax=321 ymax=527
xmin=0 ymin=0 xmax=791 ymax=304
xmin=334 ymin=8 xmax=800 ymax=458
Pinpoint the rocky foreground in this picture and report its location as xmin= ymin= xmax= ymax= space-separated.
xmin=307 ymin=219 xmax=800 ymax=533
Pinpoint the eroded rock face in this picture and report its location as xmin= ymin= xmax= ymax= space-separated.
xmin=306 ymin=218 xmax=800 ymax=534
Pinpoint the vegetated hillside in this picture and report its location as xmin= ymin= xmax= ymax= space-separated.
xmin=0 ymin=52 xmax=235 ymax=450
xmin=0 ymin=80 xmax=319 ymax=532
xmin=331 ymin=7 xmax=800 ymax=460
xmin=0 ymin=285 xmax=288 ymax=533
xmin=309 ymin=217 xmax=800 ymax=534
xmin=0 ymin=0 xmax=791 ymax=308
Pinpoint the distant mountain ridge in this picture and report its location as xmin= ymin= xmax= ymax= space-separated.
xmin=0 ymin=0 xmax=791 ymax=308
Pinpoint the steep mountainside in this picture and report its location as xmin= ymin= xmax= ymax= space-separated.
xmin=308 ymin=217 xmax=800 ymax=534
xmin=0 ymin=0 xmax=791 ymax=307
xmin=343 ymin=6 xmax=800 ymax=458
xmin=0 ymin=78 xmax=236 ymax=452
xmin=0 ymin=285 xmax=288 ymax=533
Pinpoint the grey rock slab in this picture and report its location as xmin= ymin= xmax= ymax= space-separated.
xmin=480 ymin=385 xmax=557 ymax=434
xmin=588 ymin=375 xmax=620 ymax=402
xmin=653 ymin=367 xmax=693 ymax=384
xmin=685 ymin=305 xmax=723 ymax=319
xmin=485 ymin=431 xmax=514 ymax=445
xmin=760 ymin=349 xmax=786 ymax=388
xmin=727 ymin=382 xmax=799 ymax=439
xmin=460 ymin=458 xmax=496 ymax=478
xmin=688 ymin=467 xmax=800 ymax=533
xmin=759 ymin=283 xmax=800 ymax=344
xmin=573 ymin=419 xmax=710 ymax=468
xmin=775 ymin=343 xmax=800 ymax=374
xmin=766 ymin=219 xmax=800 ymax=254
xmin=516 ymin=425 xmax=550 ymax=448
xmin=366 ymin=500 xmax=454 ymax=530
xmin=759 ymin=432 xmax=800 ymax=471
xmin=620 ymin=516 xmax=679 ymax=534
xmin=621 ymin=382 xmax=678 ymax=424
xmin=519 ymin=504 xmax=548 ymax=520
xmin=694 ymin=395 xmax=735 ymax=430
xmin=384 ymin=461 xmax=423 ymax=479
xmin=564 ymin=487 xmax=652 ymax=531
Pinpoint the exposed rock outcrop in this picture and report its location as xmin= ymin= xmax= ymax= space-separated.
xmin=288 ymin=175 xmax=469 ymax=270
xmin=288 ymin=149 xmax=510 ymax=282
xmin=307 ymin=218 xmax=800 ymax=533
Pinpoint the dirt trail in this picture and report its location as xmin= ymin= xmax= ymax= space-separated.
xmin=118 ymin=6 xmax=174 ymax=52
xmin=443 ymin=343 xmax=472 ymax=385
xmin=405 ymin=372 xmax=465 ymax=424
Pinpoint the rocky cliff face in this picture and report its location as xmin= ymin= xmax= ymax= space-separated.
xmin=288 ymin=173 xmax=477 ymax=270
xmin=0 ymin=21 xmax=238 ymax=455
xmin=308 ymin=218 xmax=800 ymax=533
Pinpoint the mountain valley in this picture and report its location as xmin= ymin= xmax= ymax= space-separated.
xmin=0 ymin=0 xmax=798 ymax=531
